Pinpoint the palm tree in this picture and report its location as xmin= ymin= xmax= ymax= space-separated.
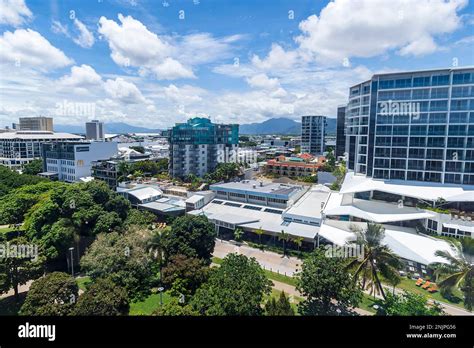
xmin=278 ymin=230 xmax=291 ymax=257
xmin=147 ymin=226 xmax=166 ymax=281
xmin=293 ymin=236 xmax=304 ymax=252
xmin=233 ymin=228 xmax=244 ymax=243
xmin=430 ymin=246 xmax=474 ymax=311
xmin=345 ymin=223 xmax=401 ymax=300
xmin=255 ymin=227 xmax=264 ymax=246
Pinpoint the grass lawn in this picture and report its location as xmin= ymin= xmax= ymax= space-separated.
xmin=129 ymin=291 xmax=172 ymax=315
xmin=76 ymin=276 xmax=92 ymax=291
xmin=212 ymin=257 xmax=297 ymax=287
xmin=264 ymin=288 xmax=302 ymax=314
xmin=358 ymin=294 xmax=378 ymax=314
xmin=382 ymin=277 xmax=465 ymax=308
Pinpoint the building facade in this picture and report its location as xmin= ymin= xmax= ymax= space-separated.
xmin=336 ymin=106 xmax=346 ymax=159
xmin=301 ymin=115 xmax=326 ymax=155
xmin=42 ymin=141 xmax=117 ymax=182
xmin=86 ymin=120 xmax=104 ymax=140
xmin=19 ymin=117 xmax=53 ymax=132
xmin=265 ymin=155 xmax=325 ymax=178
xmin=347 ymin=67 xmax=474 ymax=185
xmin=168 ymin=117 xmax=239 ymax=178
xmin=0 ymin=131 xmax=83 ymax=170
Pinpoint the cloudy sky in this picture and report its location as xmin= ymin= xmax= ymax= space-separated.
xmin=0 ymin=0 xmax=473 ymax=129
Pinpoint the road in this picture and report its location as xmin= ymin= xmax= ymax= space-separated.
xmin=213 ymin=239 xmax=473 ymax=316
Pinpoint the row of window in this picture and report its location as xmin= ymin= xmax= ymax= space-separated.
xmin=373 ymin=170 xmax=474 ymax=184
xmin=375 ymin=136 xmax=473 ymax=147
xmin=374 ymin=148 xmax=474 ymax=160
xmin=374 ymin=159 xmax=474 ymax=173
xmin=378 ymin=72 xmax=473 ymax=90
xmin=376 ymin=124 xmax=474 ymax=136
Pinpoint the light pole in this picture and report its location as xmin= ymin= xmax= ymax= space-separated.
xmin=69 ymin=247 xmax=74 ymax=277
xmin=158 ymin=287 xmax=164 ymax=306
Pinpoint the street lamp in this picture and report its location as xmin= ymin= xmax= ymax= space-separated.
xmin=69 ymin=247 xmax=74 ymax=277
xmin=157 ymin=287 xmax=164 ymax=306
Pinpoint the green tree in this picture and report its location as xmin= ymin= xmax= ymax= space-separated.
xmin=278 ymin=230 xmax=291 ymax=256
xmin=162 ymin=215 xmax=216 ymax=264
xmin=297 ymin=248 xmax=362 ymax=315
xmin=191 ymin=254 xmax=272 ymax=315
xmin=73 ymin=277 xmax=129 ymax=316
xmin=152 ymin=298 xmax=198 ymax=316
xmin=264 ymin=291 xmax=295 ymax=316
xmin=346 ymin=223 xmax=401 ymax=299
xmin=255 ymin=227 xmax=264 ymax=246
xmin=233 ymin=228 xmax=244 ymax=242
xmin=292 ymin=237 xmax=304 ymax=252
xmin=374 ymin=291 xmax=445 ymax=316
xmin=0 ymin=237 xmax=45 ymax=303
xmin=22 ymin=159 xmax=43 ymax=175
xmin=161 ymin=254 xmax=209 ymax=296
xmin=129 ymin=146 xmax=145 ymax=154
xmin=430 ymin=245 xmax=474 ymax=311
xmin=20 ymin=272 xmax=78 ymax=316
xmin=80 ymin=231 xmax=157 ymax=301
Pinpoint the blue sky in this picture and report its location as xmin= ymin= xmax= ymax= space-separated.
xmin=0 ymin=0 xmax=473 ymax=128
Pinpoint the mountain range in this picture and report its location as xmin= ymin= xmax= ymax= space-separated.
xmin=55 ymin=118 xmax=337 ymax=135
xmin=239 ymin=117 xmax=337 ymax=135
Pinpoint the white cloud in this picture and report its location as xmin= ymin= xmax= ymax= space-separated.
xmin=98 ymin=14 xmax=242 ymax=80
xmin=0 ymin=0 xmax=32 ymax=26
xmin=103 ymin=77 xmax=148 ymax=104
xmin=51 ymin=20 xmax=69 ymax=36
xmin=246 ymin=73 xmax=281 ymax=90
xmin=59 ymin=64 xmax=102 ymax=87
xmin=296 ymin=0 xmax=468 ymax=62
xmin=72 ymin=19 xmax=95 ymax=48
xmin=251 ymin=44 xmax=298 ymax=70
xmin=149 ymin=57 xmax=195 ymax=80
xmin=163 ymin=84 xmax=205 ymax=104
xmin=0 ymin=29 xmax=73 ymax=70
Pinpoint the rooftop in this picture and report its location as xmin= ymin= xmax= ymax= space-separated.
xmin=283 ymin=185 xmax=331 ymax=220
xmin=210 ymin=180 xmax=304 ymax=198
xmin=341 ymin=172 xmax=474 ymax=202
xmin=0 ymin=131 xmax=83 ymax=140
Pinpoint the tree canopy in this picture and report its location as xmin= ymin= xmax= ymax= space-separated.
xmin=297 ymin=248 xmax=362 ymax=315
xmin=20 ymin=272 xmax=78 ymax=316
xmin=190 ymin=254 xmax=272 ymax=315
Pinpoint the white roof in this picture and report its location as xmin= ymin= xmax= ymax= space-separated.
xmin=320 ymin=221 xmax=457 ymax=265
xmin=324 ymin=192 xmax=435 ymax=223
xmin=126 ymin=186 xmax=162 ymax=201
xmin=341 ymin=172 xmax=474 ymax=202
xmin=185 ymin=195 xmax=204 ymax=204
xmin=0 ymin=131 xmax=83 ymax=140
xmin=443 ymin=223 xmax=474 ymax=233
xmin=383 ymin=227 xmax=458 ymax=265
xmin=189 ymin=200 xmax=321 ymax=240
xmin=283 ymin=185 xmax=330 ymax=220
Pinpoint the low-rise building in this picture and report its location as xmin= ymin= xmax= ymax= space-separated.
xmin=41 ymin=141 xmax=118 ymax=182
xmin=0 ymin=131 xmax=83 ymax=170
xmin=265 ymin=154 xmax=326 ymax=177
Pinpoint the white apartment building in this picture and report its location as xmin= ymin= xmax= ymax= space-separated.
xmin=0 ymin=131 xmax=83 ymax=170
xmin=42 ymin=141 xmax=118 ymax=182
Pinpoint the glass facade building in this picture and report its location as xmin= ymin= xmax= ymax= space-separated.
xmin=168 ymin=117 xmax=239 ymax=178
xmin=301 ymin=115 xmax=326 ymax=155
xmin=347 ymin=67 xmax=474 ymax=185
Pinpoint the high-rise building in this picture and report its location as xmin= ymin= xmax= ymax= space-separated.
xmin=168 ymin=117 xmax=239 ymax=178
xmin=19 ymin=117 xmax=53 ymax=131
xmin=301 ymin=115 xmax=326 ymax=155
xmin=335 ymin=106 xmax=346 ymax=159
xmin=42 ymin=141 xmax=117 ymax=182
xmin=346 ymin=67 xmax=474 ymax=185
xmin=85 ymin=120 xmax=104 ymax=140
xmin=0 ymin=131 xmax=83 ymax=170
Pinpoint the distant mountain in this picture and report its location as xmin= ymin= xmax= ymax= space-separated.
xmin=55 ymin=122 xmax=162 ymax=134
xmin=239 ymin=117 xmax=336 ymax=135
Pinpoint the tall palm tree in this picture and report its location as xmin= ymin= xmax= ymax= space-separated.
xmin=278 ymin=230 xmax=291 ymax=256
xmin=146 ymin=226 xmax=167 ymax=281
xmin=345 ymin=223 xmax=401 ymax=300
xmin=430 ymin=246 xmax=474 ymax=311
xmin=255 ymin=227 xmax=264 ymax=246
xmin=293 ymin=236 xmax=304 ymax=252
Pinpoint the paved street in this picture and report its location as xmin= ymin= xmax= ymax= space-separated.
xmin=213 ymin=239 xmax=473 ymax=316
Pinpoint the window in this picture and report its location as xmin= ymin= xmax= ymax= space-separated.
xmin=432 ymin=74 xmax=449 ymax=86
xmin=264 ymin=208 xmax=283 ymax=214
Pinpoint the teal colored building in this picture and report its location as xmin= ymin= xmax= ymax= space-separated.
xmin=168 ymin=117 xmax=239 ymax=178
